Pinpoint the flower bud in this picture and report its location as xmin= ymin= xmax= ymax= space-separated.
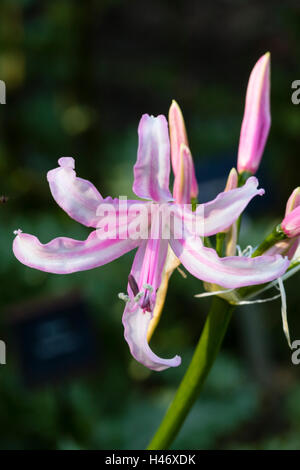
xmin=173 ymin=144 xmax=193 ymax=204
xmin=282 ymin=206 xmax=300 ymax=238
xmin=224 ymin=168 xmax=238 ymax=192
xmin=223 ymin=168 xmax=238 ymax=254
xmin=237 ymin=52 xmax=271 ymax=175
xmin=285 ymin=187 xmax=300 ymax=215
xmin=169 ymin=100 xmax=198 ymax=199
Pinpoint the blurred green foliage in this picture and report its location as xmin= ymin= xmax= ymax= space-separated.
xmin=0 ymin=0 xmax=300 ymax=450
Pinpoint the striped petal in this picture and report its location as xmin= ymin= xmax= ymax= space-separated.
xmin=123 ymin=231 xmax=181 ymax=371
xmin=13 ymin=230 xmax=140 ymax=274
xmin=170 ymin=236 xmax=289 ymax=289
xmin=133 ymin=114 xmax=173 ymax=202
xmin=175 ymin=176 xmax=264 ymax=237
xmin=122 ymin=303 xmax=181 ymax=371
xmin=47 ymin=157 xmax=103 ymax=227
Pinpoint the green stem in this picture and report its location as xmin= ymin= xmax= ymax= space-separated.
xmin=147 ymin=297 xmax=233 ymax=450
xmin=216 ymin=232 xmax=225 ymax=256
xmin=252 ymin=224 xmax=286 ymax=257
xmin=236 ymin=171 xmax=252 ymax=235
xmin=237 ymin=171 xmax=253 ymax=187
xmin=203 ymin=236 xmax=213 ymax=249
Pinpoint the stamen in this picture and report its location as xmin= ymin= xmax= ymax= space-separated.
xmin=134 ymin=292 xmax=144 ymax=302
xmin=236 ymin=244 xmax=256 ymax=257
xmin=141 ymin=291 xmax=152 ymax=312
xmin=195 ymin=288 xmax=234 ymax=298
xmin=143 ymin=284 xmax=154 ymax=293
xmin=128 ymin=274 xmax=139 ymax=296
xmin=277 ymin=277 xmax=292 ymax=348
xmin=177 ymin=267 xmax=187 ymax=279
xmin=13 ymin=229 xmax=23 ymax=236
xmin=118 ymin=293 xmax=130 ymax=303
xmin=236 ymin=245 xmax=243 ymax=256
xmin=234 ymin=293 xmax=281 ymax=305
xmin=242 ymin=245 xmax=254 ymax=257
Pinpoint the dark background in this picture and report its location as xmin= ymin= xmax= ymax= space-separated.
xmin=0 ymin=0 xmax=300 ymax=450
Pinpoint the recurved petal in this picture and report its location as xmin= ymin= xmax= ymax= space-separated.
xmin=176 ymin=176 xmax=264 ymax=237
xmin=122 ymin=302 xmax=181 ymax=371
xmin=170 ymin=236 xmax=289 ymax=288
xmin=133 ymin=114 xmax=173 ymax=202
xmin=47 ymin=157 xmax=103 ymax=227
xmin=13 ymin=230 xmax=140 ymax=274
xmin=122 ymin=234 xmax=180 ymax=371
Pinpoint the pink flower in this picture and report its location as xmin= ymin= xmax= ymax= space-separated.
xmin=237 ymin=52 xmax=271 ymax=175
xmin=13 ymin=114 xmax=288 ymax=371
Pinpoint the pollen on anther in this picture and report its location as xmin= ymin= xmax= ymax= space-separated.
xmin=143 ymin=283 xmax=153 ymax=293
xmin=118 ymin=293 xmax=130 ymax=303
xmin=134 ymin=292 xmax=144 ymax=302
xmin=13 ymin=229 xmax=23 ymax=236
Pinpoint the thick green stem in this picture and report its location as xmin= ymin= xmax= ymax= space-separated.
xmin=238 ymin=170 xmax=253 ymax=187
xmin=252 ymin=224 xmax=286 ymax=257
xmin=147 ymin=297 xmax=233 ymax=450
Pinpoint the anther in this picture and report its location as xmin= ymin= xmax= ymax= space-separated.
xmin=118 ymin=293 xmax=130 ymax=303
xmin=143 ymin=283 xmax=153 ymax=293
xmin=128 ymin=274 xmax=139 ymax=296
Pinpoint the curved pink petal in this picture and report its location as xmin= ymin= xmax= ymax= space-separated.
xmin=13 ymin=231 xmax=140 ymax=274
xmin=48 ymin=157 xmax=147 ymax=231
xmin=176 ymin=176 xmax=265 ymax=237
xmin=170 ymin=236 xmax=289 ymax=289
xmin=133 ymin=114 xmax=173 ymax=202
xmin=131 ymin=234 xmax=168 ymax=292
xmin=123 ymin=234 xmax=180 ymax=371
xmin=47 ymin=157 xmax=103 ymax=227
xmin=122 ymin=303 xmax=181 ymax=371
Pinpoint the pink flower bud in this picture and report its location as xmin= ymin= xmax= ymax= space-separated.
xmin=285 ymin=187 xmax=300 ymax=215
xmin=169 ymin=100 xmax=198 ymax=199
xmin=223 ymin=169 xmax=238 ymax=245
xmin=237 ymin=52 xmax=271 ymax=175
xmin=224 ymin=168 xmax=238 ymax=192
xmin=266 ymin=188 xmax=300 ymax=258
xmin=173 ymin=144 xmax=193 ymax=204
xmin=282 ymin=206 xmax=300 ymax=238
